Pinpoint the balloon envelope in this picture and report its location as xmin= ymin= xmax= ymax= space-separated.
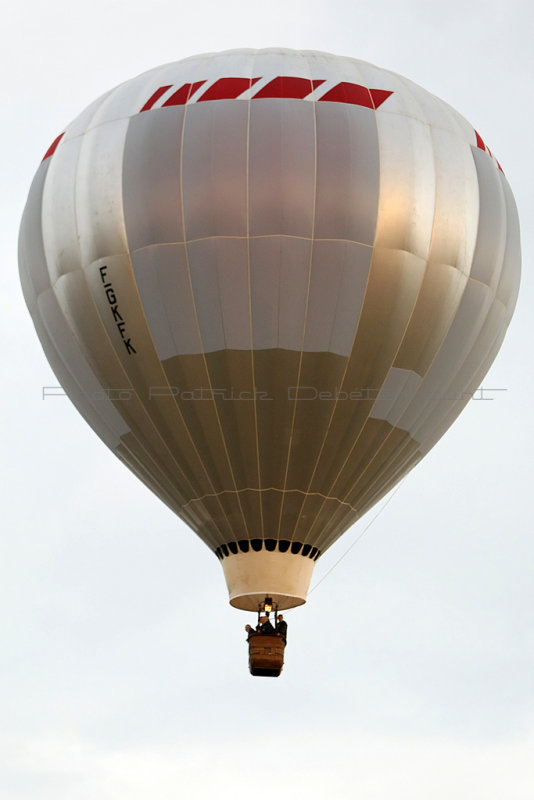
xmin=19 ymin=49 xmax=520 ymax=610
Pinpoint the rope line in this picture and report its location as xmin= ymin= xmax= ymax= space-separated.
xmin=307 ymin=477 xmax=407 ymax=596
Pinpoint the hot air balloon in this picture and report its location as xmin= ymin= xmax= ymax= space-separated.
xmin=19 ymin=49 xmax=520 ymax=675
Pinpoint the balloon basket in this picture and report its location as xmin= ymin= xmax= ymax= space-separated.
xmin=248 ymin=633 xmax=286 ymax=677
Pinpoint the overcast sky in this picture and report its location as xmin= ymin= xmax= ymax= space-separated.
xmin=2 ymin=0 xmax=533 ymax=798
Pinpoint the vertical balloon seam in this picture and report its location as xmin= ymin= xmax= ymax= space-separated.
xmin=213 ymin=131 xmax=262 ymax=536
xmin=132 ymin=89 xmax=240 ymax=546
xmin=127 ymin=91 xmax=258 ymax=545
xmin=178 ymin=67 xmax=252 ymax=546
xmin=246 ymin=48 xmax=266 ymax=542
xmin=284 ymin=58 xmax=338 ymax=545
xmin=248 ymin=118 xmax=283 ymax=539
xmin=179 ymin=180 xmax=248 ymax=538
xmin=284 ymin=63 xmax=379 ymax=544
xmin=212 ymin=52 xmax=264 ymax=541
xmin=275 ymin=53 xmax=319 ymax=542
xmin=290 ymin=114 xmax=371 ymax=543
xmin=299 ymin=90 xmax=405 ymax=544
xmin=318 ymin=78 xmax=445 ymax=521
xmin=187 ymin=59 xmax=260 ymax=543
xmin=122 ymin=112 xmax=236 ymax=521
xmin=257 ymin=59 xmax=325 ymax=546
xmin=251 ymin=125 xmax=300 ymax=536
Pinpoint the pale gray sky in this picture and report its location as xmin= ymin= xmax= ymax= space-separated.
xmin=2 ymin=0 xmax=533 ymax=798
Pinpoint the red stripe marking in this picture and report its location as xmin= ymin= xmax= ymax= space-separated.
xmin=253 ymin=76 xmax=325 ymax=99
xmin=319 ymin=81 xmax=373 ymax=108
xmin=162 ymin=80 xmax=207 ymax=107
xmin=42 ymin=133 xmax=65 ymax=161
xmin=475 ymin=130 xmax=486 ymax=151
xmin=474 ymin=130 xmax=504 ymax=172
xmin=140 ymin=85 xmax=173 ymax=112
xmin=369 ymin=88 xmax=394 ymax=109
xmin=198 ymin=76 xmax=261 ymax=101
xmin=139 ymin=77 xmax=394 ymax=112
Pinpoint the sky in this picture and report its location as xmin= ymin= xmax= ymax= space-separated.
xmin=2 ymin=0 xmax=533 ymax=798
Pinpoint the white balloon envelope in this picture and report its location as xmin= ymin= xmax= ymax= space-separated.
xmin=19 ymin=49 xmax=520 ymax=611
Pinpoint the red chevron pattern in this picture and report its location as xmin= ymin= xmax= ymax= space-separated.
xmin=140 ymin=76 xmax=394 ymax=111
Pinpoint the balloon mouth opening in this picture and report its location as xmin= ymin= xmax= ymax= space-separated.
xmin=220 ymin=549 xmax=316 ymax=611
xmin=229 ymin=592 xmax=307 ymax=612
